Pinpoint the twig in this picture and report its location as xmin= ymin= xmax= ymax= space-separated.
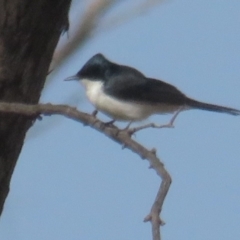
xmin=129 ymin=107 xmax=183 ymax=134
xmin=0 ymin=102 xmax=171 ymax=240
xmin=129 ymin=122 xmax=174 ymax=134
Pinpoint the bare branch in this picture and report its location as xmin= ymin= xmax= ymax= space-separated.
xmin=0 ymin=102 xmax=171 ymax=240
xmin=129 ymin=107 xmax=183 ymax=134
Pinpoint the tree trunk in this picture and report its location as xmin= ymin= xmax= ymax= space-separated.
xmin=0 ymin=0 xmax=71 ymax=215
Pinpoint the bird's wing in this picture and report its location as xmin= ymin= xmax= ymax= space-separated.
xmin=104 ymin=72 xmax=187 ymax=105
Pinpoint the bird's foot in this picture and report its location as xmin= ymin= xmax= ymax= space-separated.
xmin=104 ymin=119 xmax=116 ymax=128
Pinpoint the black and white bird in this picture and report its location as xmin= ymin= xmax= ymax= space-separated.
xmin=65 ymin=53 xmax=240 ymax=123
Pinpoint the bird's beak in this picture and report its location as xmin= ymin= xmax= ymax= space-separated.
xmin=64 ymin=75 xmax=79 ymax=81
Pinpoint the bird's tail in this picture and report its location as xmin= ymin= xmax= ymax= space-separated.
xmin=186 ymin=99 xmax=240 ymax=116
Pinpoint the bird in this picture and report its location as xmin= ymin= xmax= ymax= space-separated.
xmin=65 ymin=53 xmax=240 ymax=126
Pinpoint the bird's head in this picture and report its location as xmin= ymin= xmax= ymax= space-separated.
xmin=65 ymin=53 xmax=111 ymax=82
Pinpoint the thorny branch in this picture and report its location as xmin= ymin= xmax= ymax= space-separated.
xmin=0 ymin=102 xmax=171 ymax=240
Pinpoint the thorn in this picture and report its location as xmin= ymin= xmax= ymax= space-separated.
xmin=37 ymin=115 xmax=43 ymax=121
xmin=143 ymin=214 xmax=152 ymax=222
xmin=160 ymin=219 xmax=166 ymax=226
xmin=122 ymin=143 xmax=127 ymax=149
xmin=143 ymin=214 xmax=166 ymax=226
xmin=151 ymin=148 xmax=157 ymax=155
xmin=43 ymin=113 xmax=51 ymax=117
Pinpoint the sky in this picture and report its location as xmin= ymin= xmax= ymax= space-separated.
xmin=0 ymin=1 xmax=240 ymax=240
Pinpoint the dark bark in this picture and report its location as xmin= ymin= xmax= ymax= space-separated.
xmin=0 ymin=0 xmax=71 ymax=215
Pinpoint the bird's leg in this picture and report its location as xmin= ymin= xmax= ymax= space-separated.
xmin=162 ymin=106 xmax=183 ymax=127
xmin=92 ymin=109 xmax=98 ymax=117
xmin=90 ymin=110 xmax=116 ymax=129
xmin=128 ymin=107 xmax=184 ymax=134
xmin=122 ymin=121 xmax=133 ymax=130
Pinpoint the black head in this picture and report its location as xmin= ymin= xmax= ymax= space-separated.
xmin=76 ymin=53 xmax=114 ymax=81
xmin=65 ymin=53 xmax=145 ymax=83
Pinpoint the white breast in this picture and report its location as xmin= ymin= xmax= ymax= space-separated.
xmin=80 ymin=79 xmax=180 ymax=121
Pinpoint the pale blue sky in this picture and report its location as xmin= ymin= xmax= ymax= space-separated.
xmin=0 ymin=1 xmax=240 ymax=240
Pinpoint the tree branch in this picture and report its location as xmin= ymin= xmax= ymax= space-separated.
xmin=0 ymin=102 xmax=171 ymax=240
